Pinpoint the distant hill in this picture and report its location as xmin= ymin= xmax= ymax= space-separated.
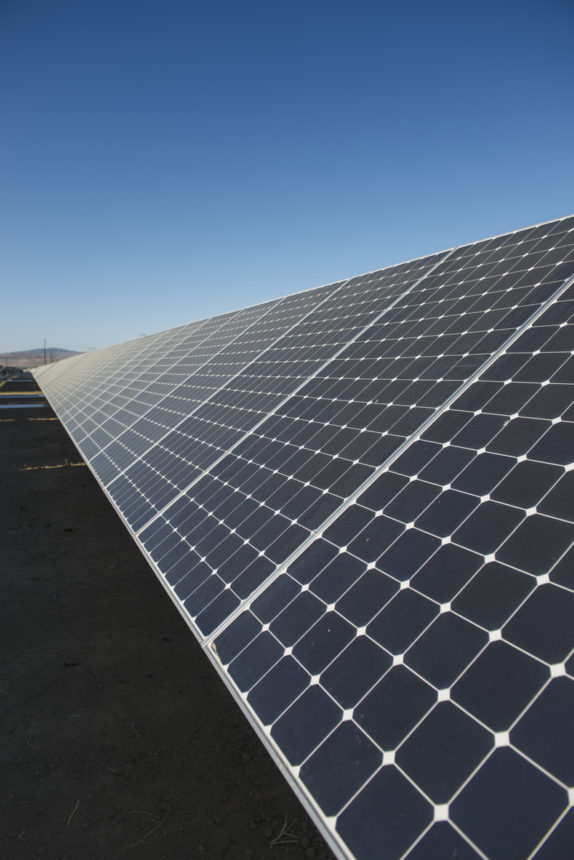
xmin=0 ymin=348 xmax=82 ymax=368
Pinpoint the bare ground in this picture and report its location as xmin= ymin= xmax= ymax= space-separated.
xmin=0 ymin=384 xmax=332 ymax=860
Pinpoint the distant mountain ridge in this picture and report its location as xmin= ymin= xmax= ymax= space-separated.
xmin=0 ymin=348 xmax=81 ymax=368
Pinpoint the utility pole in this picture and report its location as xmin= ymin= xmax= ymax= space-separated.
xmin=43 ymin=338 xmax=47 ymax=365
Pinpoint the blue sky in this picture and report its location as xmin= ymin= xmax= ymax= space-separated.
xmin=1 ymin=0 xmax=573 ymax=353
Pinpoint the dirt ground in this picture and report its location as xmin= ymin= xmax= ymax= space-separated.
xmin=0 ymin=380 xmax=333 ymax=860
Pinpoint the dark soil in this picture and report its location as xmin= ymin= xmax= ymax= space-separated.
xmin=0 ymin=383 xmax=333 ymax=860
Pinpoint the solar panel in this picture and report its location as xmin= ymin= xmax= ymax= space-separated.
xmin=34 ymin=216 xmax=574 ymax=860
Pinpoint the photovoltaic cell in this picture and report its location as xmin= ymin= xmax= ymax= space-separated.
xmin=35 ymin=216 xmax=574 ymax=860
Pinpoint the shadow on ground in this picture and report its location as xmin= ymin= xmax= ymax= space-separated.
xmin=0 ymin=384 xmax=332 ymax=860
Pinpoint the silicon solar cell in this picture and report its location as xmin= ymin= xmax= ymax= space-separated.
xmin=35 ymin=216 xmax=574 ymax=859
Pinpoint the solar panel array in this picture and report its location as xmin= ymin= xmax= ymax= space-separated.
xmin=35 ymin=216 xmax=574 ymax=860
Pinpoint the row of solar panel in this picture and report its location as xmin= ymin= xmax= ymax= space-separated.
xmin=35 ymin=215 xmax=574 ymax=859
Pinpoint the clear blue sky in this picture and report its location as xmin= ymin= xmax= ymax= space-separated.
xmin=1 ymin=0 xmax=573 ymax=353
